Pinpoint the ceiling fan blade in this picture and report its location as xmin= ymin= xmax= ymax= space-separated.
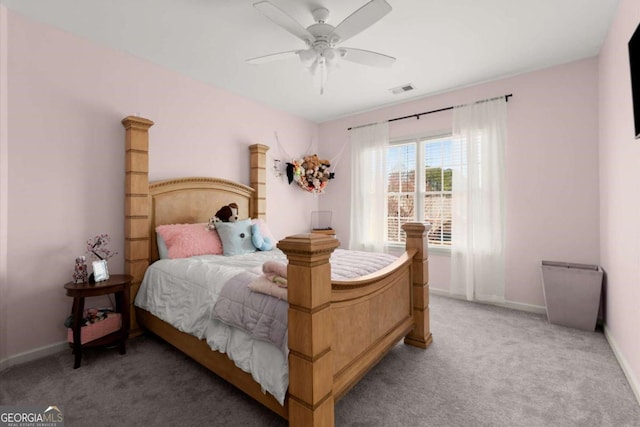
xmin=246 ymin=50 xmax=301 ymax=64
xmin=330 ymin=0 xmax=392 ymax=44
xmin=253 ymin=1 xmax=314 ymax=45
xmin=339 ymin=47 xmax=395 ymax=67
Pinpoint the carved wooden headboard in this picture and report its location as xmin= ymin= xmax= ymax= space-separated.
xmin=148 ymin=177 xmax=254 ymax=262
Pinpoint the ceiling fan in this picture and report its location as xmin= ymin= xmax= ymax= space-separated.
xmin=247 ymin=0 xmax=395 ymax=94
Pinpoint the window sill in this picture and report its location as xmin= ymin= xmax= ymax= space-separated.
xmin=385 ymin=243 xmax=451 ymax=256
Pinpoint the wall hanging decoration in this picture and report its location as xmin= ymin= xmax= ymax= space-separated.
xmin=273 ymin=131 xmax=343 ymax=195
xmin=286 ymin=155 xmax=335 ymax=194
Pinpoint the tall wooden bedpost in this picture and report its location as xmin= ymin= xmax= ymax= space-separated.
xmin=248 ymin=144 xmax=268 ymax=220
xmin=402 ymin=222 xmax=433 ymax=349
xmin=277 ymin=234 xmax=340 ymax=427
xmin=121 ymin=116 xmax=154 ymax=334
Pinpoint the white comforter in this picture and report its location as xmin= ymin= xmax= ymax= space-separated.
xmin=134 ymin=248 xmax=397 ymax=405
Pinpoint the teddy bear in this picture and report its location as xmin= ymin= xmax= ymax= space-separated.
xmin=301 ymin=154 xmax=320 ymax=171
xmin=303 ymin=154 xmax=331 ymax=168
xmin=251 ymin=223 xmax=273 ymax=251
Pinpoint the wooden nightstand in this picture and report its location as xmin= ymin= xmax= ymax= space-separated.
xmin=64 ymin=274 xmax=132 ymax=369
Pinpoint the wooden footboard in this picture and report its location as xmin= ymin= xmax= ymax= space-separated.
xmin=278 ymin=222 xmax=431 ymax=427
xmin=331 ymin=251 xmax=415 ymax=400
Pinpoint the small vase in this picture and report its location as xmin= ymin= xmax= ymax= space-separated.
xmin=73 ymin=256 xmax=88 ymax=283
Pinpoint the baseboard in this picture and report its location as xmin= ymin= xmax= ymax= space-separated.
xmin=429 ymin=287 xmax=547 ymax=315
xmin=0 ymin=340 xmax=68 ymax=372
xmin=604 ymin=324 xmax=640 ymax=406
xmin=499 ymin=299 xmax=547 ymax=315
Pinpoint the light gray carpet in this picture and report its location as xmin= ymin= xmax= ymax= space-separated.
xmin=1 ymin=295 xmax=639 ymax=426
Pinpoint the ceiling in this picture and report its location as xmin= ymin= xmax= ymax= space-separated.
xmin=2 ymin=0 xmax=621 ymax=123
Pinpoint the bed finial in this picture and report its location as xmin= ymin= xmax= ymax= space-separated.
xmin=121 ymin=116 xmax=154 ymax=130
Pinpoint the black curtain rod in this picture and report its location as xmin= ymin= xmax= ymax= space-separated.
xmin=347 ymin=93 xmax=513 ymax=131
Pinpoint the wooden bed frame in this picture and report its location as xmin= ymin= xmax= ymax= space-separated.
xmin=121 ymin=116 xmax=433 ymax=426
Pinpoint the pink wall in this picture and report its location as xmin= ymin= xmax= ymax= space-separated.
xmin=319 ymin=58 xmax=600 ymax=310
xmin=598 ymin=0 xmax=640 ymax=401
xmin=1 ymin=9 xmax=319 ymax=360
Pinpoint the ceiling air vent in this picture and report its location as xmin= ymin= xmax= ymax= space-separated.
xmin=390 ymin=83 xmax=415 ymax=95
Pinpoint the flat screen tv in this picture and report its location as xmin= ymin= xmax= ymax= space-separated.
xmin=629 ymin=22 xmax=640 ymax=139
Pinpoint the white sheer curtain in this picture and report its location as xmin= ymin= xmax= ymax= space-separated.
xmin=450 ymin=97 xmax=507 ymax=302
xmin=349 ymin=122 xmax=389 ymax=252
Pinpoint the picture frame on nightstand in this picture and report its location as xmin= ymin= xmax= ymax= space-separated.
xmin=92 ymin=260 xmax=109 ymax=282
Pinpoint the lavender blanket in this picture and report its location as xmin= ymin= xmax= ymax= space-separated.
xmin=212 ymin=271 xmax=288 ymax=354
xmin=211 ymin=249 xmax=398 ymax=355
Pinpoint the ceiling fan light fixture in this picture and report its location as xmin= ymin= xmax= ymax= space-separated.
xmin=322 ymin=48 xmax=336 ymax=62
xmin=250 ymin=0 xmax=394 ymax=95
xmin=298 ymin=49 xmax=316 ymax=66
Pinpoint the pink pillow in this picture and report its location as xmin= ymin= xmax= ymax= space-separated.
xmin=156 ymin=223 xmax=223 ymax=259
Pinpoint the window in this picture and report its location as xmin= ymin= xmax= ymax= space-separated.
xmin=386 ymin=134 xmax=457 ymax=247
